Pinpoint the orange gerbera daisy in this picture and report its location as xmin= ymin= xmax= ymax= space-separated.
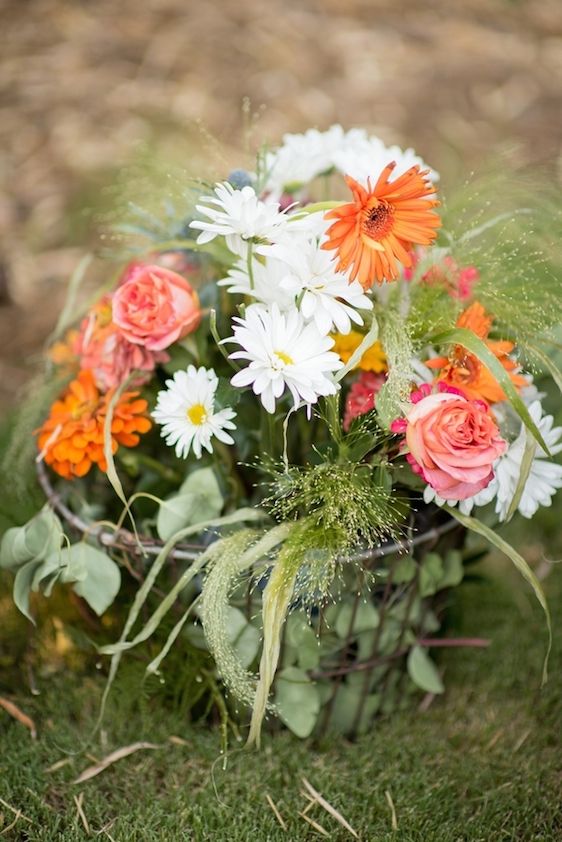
xmin=36 ymin=370 xmax=151 ymax=479
xmin=322 ymin=163 xmax=441 ymax=289
xmin=426 ymin=301 xmax=528 ymax=404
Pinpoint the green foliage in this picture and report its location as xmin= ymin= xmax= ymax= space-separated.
xmin=156 ymin=466 xmax=224 ymax=540
xmin=274 ymin=666 xmax=320 ymax=738
xmin=407 ymin=645 xmax=445 ymax=694
xmin=0 ymin=507 xmax=121 ymax=619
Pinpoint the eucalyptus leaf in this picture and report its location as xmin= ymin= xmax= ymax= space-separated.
xmin=335 ymin=600 xmax=379 ymax=639
xmin=407 ymin=645 xmax=444 ymax=694
xmin=71 ymin=545 xmax=122 ymax=615
xmin=13 ymin=560 xmax=43 ymax=622
xmin=392 ymin=555 xmax=417 ymax=584
xmin=274 ymin=666 xmax=320 ymax=738
xmin=329 ymin=684 xmax=381 ymax=734
xmin=419 ymin=552 xmax=444 ymax=597
xmin=440 ymin=550 xmax=464 ymax=589
xmin=286 ymin=614 xmax=320 ymax=671
xmin=225 ymin=606 xmax=260 ymax=668
xmin=157 ymin=468 xmax=223 ymax=541
xmin=0 ymin=527 xmax=31 ymax=569
xmin=22 ymin=508 xmax=63 ymax=559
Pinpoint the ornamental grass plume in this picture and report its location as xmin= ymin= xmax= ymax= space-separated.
xmin=36 ymin=370 xmax=151 ymax=478
xmin=322 ymin=162 xmax=441 ymax=288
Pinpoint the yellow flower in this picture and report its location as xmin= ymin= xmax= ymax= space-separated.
xmin=331 ymin=331 xmax=387 ymax=373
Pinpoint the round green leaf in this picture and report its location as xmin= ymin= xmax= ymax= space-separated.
xmin=407 ymin=645 xmax=444 ymax=694
xmin=274 ymin=666 xmax=320 ymax=738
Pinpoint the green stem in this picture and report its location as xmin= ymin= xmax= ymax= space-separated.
xmin=247 ymin=242 xmax=255 ymax=290
xmin=289 ymin=200 xmax=343 ymax=218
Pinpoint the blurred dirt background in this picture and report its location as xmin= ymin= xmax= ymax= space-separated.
xmin=1 ymin=0 xmax=562 ymax=414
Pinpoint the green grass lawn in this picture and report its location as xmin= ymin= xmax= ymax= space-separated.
xmin=1 ymin=559 xmax=560 ymax=842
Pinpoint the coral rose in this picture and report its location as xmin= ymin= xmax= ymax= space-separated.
xmin=402 ymin=389 xmax=506 ymax=501
xmin=112 ymin=264 xmax=201 ymax=351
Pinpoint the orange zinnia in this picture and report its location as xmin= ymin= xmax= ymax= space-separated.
xmin=322 ymin=163 xmax=441 ymax=288
xmin=36 ymin=370 xmax=151 ymax=479
xmin=426 ymin=301 xmax=528 ymax=404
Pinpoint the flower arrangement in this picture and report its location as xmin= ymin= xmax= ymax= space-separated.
xmin=2 ymin=125 xmax=561 ymax=745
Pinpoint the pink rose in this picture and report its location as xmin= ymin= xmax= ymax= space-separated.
xmin=76 ymin=296 xmax=169 ymax=391
xmin=112 ymin=264 xmax=201 ymax=351
xmin=401 ymin=389 xmax=506 ymax=501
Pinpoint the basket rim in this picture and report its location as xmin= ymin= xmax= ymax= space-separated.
xmin=36 ymin=460 xmax=460 ymax=562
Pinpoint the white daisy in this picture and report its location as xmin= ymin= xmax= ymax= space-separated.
xmin=217 ymin=256 xmax=295 ymax=311
xmin=262 ymin=124 xmax=438 ymax=198
xmin=262 ymin=238 xmax=373 ymax=335
xmin=424 ymin=401 xmax=562 ymax=520
xmin=189 ymin=182 xmax=288 ymax=258
xmin=152 ymin=366 xmax=236 ymax=459
xmin=492 ymin=401 xmax=562 ymax=520
xmin=228 ymin=304 xmax=343 ymax=414
xmin=263 ymin=125 xmax=368 ymax=197
xmin=332 ymin=135 xmax=439 ymax=188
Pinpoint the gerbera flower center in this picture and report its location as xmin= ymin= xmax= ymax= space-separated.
xmin=362 ymin=200 xmax=394 ymax=240
xmin=187 ymin=403 xmax=208 ymax=425
xmin=272 ymin=350 xmax=294 ymax=369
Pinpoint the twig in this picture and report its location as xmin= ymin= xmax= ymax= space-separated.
xmin=302 ymin=777 xmax=358 ymax=838
xmin=265 ymin=794 xmax=287 ymax=831
xmin=513 ymin=728 xmax=532 ymax=753
xmin=0 ymin=799 xmax=32 ymax=824
xmin=0 ymin=697 xmax=37 ymax=738
xmin=385 ymin=790 xmax=398 ymax=831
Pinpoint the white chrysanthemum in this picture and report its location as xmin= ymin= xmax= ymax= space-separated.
xmin=189 ymin=182 xmax=288 ymax=258
xmin=263 ymin=125 xmax=368 ymax=196
xmin=229 ymin=304 xmax=343 ymax=414
xmin=262 ymin=238 xmax=373 ymax=335
xmin=332 ymin=135 xmax=439 ymax=188
xmin=424 ymin=401 xmax=562 ymax=520
xmin=153 ymin=366 xmax=236 ymax=459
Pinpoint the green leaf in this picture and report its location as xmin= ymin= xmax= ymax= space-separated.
xmin=274 ymin=666 xmax=320 ymax=738
xmin=443 ymin=507 xmax=552 ymax=685
xmin=23 ymin=508 xmax=63 ymax=559
xmin=392 ymin=555 xmax=417 ymax=584
xmin=430 ymin=328 xmax=550 ymax=454
xmin=157 ymin=468 xmax=223 ymax=541
xmin=70 ymin=545 xmax=122 ymax=615
xmin=329 ymin=684 xmax=381 ymax=735
xmin=225 ymin=606 xmax=260 ymax=669
xmin=419 ymin=552 xmax=444 ymax=597
xmin=285 ymin=614 xmax=320 ymax=671
xmin=0 ymin=527 xmax=31 ymax=569
xmin=407 ymin=645 xmax=444 ymax=694
xmin=13 ymin=560 xmax=43 ymax=622
xmin=335 ymin=600 xmax=379 ymax=639
xmin=504 ymin=429 xmax=536 ymax=522
xmin=440 ymin=550 xmax=464 ymax=589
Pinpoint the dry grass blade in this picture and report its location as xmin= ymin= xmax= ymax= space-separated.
xmin=265 ymin=793 xmax=287 ymax=831
xmin=73 ymin=742 xmax=161 ymax=784
xmin=0 ymin=798 xmax=32 ymax=825
xmin=302 ymin=777 xmax=359 ymax=838
xmin=168 ymin=735 xmax=190 ymax=746
xmin=0 ymin=697 xmax=37 ymax=738
xmin=73 ymin=793 xmax=90 ymax=835
xmin=385 ymin=789 xmax=398 ymax=831
xmin=45 ymin=758 xmax=73 ymax=773
xmin=298 ymin=812 xmax=330 ymax=837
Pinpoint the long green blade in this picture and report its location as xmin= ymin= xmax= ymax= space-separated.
xmin=444 ymin=506 xmax=551 ymax=686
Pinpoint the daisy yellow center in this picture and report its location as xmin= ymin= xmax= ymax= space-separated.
xmin=362 ymin=199 xmax=394 ymax=241
xmin=273 ymin=350 xmax=294 ymax=368
xmin=187 ymin=403 xmax=208 ymax=425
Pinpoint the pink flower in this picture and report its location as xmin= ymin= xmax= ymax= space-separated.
xmin=76 ymin=296 xmax=168 ymax=391
xmin=112 ymin=264 xmax=201 ymax=351
xmin=399 ymin=389 xmax=506 ymax=500
xmin=343 ymin=371 xmax=386 ymax=431
xmin=402 ymin=249 xmax=479 ymax=300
